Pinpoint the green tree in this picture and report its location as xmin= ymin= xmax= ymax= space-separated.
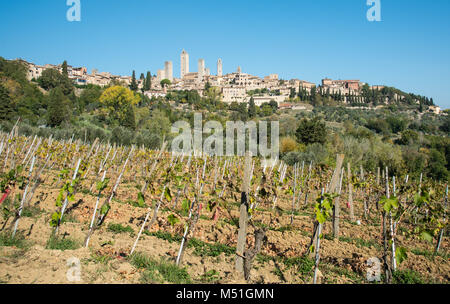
xmin=440 ymin=115 xmax=450 ymax=134
xmin=398 ymin=130 xmax=419 ymax=145
xmin=295 ymin=117 xmax=327 ymax=145
xmin=99 ymin=85 xmax=140 ymax=126
xmin=79 ymin=85 xmax=103 ymax=112
xmin=248 ymin=97 xmax=256 ymax=118
xmin=160 ymin=79 xmax=171 ymax=89
xmin=37 ymin=68 xmax=73 ymax=95
xmin=386 ymin=116 xmax=407 ymax=133
xmin=269 ymin=100 xmax=278 ymax=112
xmin=260 ymin=104 xmax=273 ymax=117
xmin=204 ymin=81 xmax=211 ymax=91
xmin=144 ymin=71 xmax=152 ymax=91
xmin=62 ymin=60 xmax=68 ymax=77
xmin=130 ymin=70 xmax=138 ymax=91
xmin=427 ymin=149 xmax=449 ymax=180
xmin=47 ymin=87 xmax=71 ymax=127
xmin=366 ymin=118 xmax=390 ymax=134
xmin=0 ymin=84 xmax=14 ymax=120
xmin=122 ymin=104 xmax=136 ymax=130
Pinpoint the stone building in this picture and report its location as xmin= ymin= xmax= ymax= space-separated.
xmin=180 ymin=49 xmax=189 ymax=79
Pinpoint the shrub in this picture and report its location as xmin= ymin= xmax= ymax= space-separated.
xmin=280 ymin=137 xmax=298 ymax=154
xmin=296 ymin=117 xmax=327 ymax=145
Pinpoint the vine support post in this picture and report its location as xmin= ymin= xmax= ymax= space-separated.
xmin=333 ymin=165 xmax=345 ymax=239
xmin=55 ymin=158 xmax=82 ymax=234
xmin=12 ymin=156 xmax=36 ymax=238
xmin=347 ymin=162 xmax=355 ymax=222
xmin=290 ymin=163 xmax=298 ymax=226
xmin=235 ymin=151 xmax=252 ymax=274
xmin=390 ymin=175 xmax=397 ymax=272
xmin=435 ymin=184 xmax=448 ymax=254
xmin=84 ymin=169 xmax=107 ymax=248
xmin=382 ymin=166 xmax=392 ymax=283
xmin=313 ymin=188 xmax=325 ymax=284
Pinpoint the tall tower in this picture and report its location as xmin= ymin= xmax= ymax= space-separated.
xmin=217 ymin=58 xmax=223 ymax=77
xmin=180 ymin=49 xmax=189 ymax=79
xmin=164 ymin=61 xmax=173 ymax=81
xmin=198 ymin=59 xmax=205 ymax=82
xmin=157 ymin=69 xmax=166 ymax=82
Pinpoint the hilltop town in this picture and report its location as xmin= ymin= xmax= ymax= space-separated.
xmin=18 ymin=49 xmax=442 ymax=114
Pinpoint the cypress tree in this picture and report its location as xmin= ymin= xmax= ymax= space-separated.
xmin=0 ymin=84 xmax=14 ymax=120
xmin=145 ymin=71 xmax=152 ymax=91
xmin=248 ymin=97 xmax=256 ymax=118
xmin=130 ymin=70 xmax=138 ymax=91
xmin=47 ymin=87 xmax=71 ymax=127
xmin=62 ymin=60 xmax=68 ymax=76
xmin=122 ymin=104 xmax=136 ymax=130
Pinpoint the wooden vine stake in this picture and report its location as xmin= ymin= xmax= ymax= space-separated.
xmin=435 ymin=184 xmax=448 ymax=254
xmin=12 ymin=156 xmax=36 ymax=238
xmin=235 ymin=151 xmax=252 ymax=274
xmin=55 ymin=158 xmax=82 ymax=234
xmin=382 ymin=166 xmax=392 ymax=283
xmin=347 ymin=162 xmax=355 ymax=222
xmin=331 ymin=154 xmax=345 ymax=238
xmin=84 ymin=169 xmax=108 ymax=248
xmin=313 ymin=188 xmax=325 ymax=284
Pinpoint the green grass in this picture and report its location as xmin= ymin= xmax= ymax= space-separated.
xmin=107 ymin=223 xmax=135 ymax=235
xmin=271 ymin=225 xmax=295 ymax=233
xmin=188 ymin=238 xmax=235 ymax=257
xmin=0 ymin=232 xmax=29 ymax=249
xmin=353 ymin=238 xmax=381 ymax=250
xmin=144 ymin=230 xmax=235 ymax=257
xmin=321 ymin=263 xmax=365 ymax=284
xmin=199 ymin=269 xmax=220 ymax=283
xmin=61 ymin=214 xmax=78 ymax=224
xmin=129 ymin=252 xmax=192 ymax=284
xmin=337 ymin=236 xmax=381 ymax=250
xmin=256 ymin=254 xmax=315 ymax=277
xmin=283 ymin=256 xmax=315 ymax=276
xmin=127 ymin=200 xmax=148 ymax=209
xmin=89 ymin=252 xmax=113 ymax=265
xmin=21 ymin=206 xmax=43 ymax=218
xmin=46 ymin=234 xmax=80 ymax=250
xmin=222 ymin=217 xmax=238 ymax=227
xmin=392 ymin=269 xmax=425 ymax=284
xmin=252 ymin=220 xmax=269 ymax=229
xmin=143 ymin=230 xmax=182 ymax=242
xmin=411 ymin=248 xmax=450 ymax=260
xmin=199 ymin=215 xmax=210 ymax=221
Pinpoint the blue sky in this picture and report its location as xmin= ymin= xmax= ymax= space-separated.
xmin=1 ymin=0 xmax=449 ymax=108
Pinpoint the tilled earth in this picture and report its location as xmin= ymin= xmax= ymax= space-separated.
xmin=0 ymin=171 xmax=448 ymax=284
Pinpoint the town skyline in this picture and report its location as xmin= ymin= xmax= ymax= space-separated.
xmin=1 ymin=1 xmax=449 ymax=108
xmin=16 ymin=53 xmax=440 ymax=114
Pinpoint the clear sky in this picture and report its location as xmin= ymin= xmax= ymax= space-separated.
xmin=1 ymin=0 xmax=449 ymax=108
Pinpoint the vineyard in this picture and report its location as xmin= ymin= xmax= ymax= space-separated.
xmin=0 ymin=122 xmax=448 ymax=284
